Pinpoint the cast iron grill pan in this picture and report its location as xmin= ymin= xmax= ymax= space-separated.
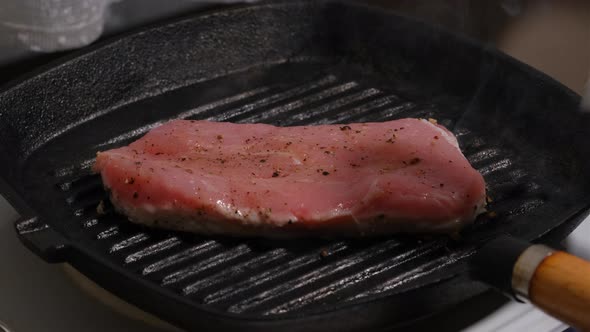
xmin=2 ymin=1 xmax=590 ymax=331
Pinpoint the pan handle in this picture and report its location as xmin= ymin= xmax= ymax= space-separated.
xmin=471 ymin=236 xmax=590 ymax=331
xmin=526 ymin=250 xmax=590 ymax=331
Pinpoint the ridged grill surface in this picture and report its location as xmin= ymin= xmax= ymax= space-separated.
xmin=45 ymin=67 xmax=546 ymax=317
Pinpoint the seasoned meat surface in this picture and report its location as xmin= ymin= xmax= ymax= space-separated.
xmin=93 ymin=119 xmax=486 ymax=237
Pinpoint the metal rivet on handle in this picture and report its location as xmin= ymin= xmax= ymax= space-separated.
xmin=512 ymin=244 xmax=556 ymax=301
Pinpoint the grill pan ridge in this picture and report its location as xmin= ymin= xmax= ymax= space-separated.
xmin=1 ymin=1 xmax=590 ymax=331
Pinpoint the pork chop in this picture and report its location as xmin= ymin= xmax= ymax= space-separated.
xmin=93 ymin=119 xmax=486 ymax=237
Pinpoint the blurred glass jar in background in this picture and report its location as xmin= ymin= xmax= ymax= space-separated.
xmin=0 ymin=0 xmax=113 ymax=61
xmin=0 ymin=0 xmax=255 ymax=66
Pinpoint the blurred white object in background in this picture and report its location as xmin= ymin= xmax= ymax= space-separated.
xmin=0 ymin=0 xmax=257 ymax=65
xmin=0 ymin=0 xmax=115 ymax=52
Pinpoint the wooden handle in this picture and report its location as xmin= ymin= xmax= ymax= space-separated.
xmin=529 ymin=251 xmax=590 ymax=331
xmin=471 ymin=237 xmax=590 ymax=330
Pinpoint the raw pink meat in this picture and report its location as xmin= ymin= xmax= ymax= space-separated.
xmin=93 ymin=119 xmax=486 ymax=237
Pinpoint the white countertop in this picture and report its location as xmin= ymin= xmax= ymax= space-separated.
xmin=0 ymin=194 xmax=588 ymax=332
